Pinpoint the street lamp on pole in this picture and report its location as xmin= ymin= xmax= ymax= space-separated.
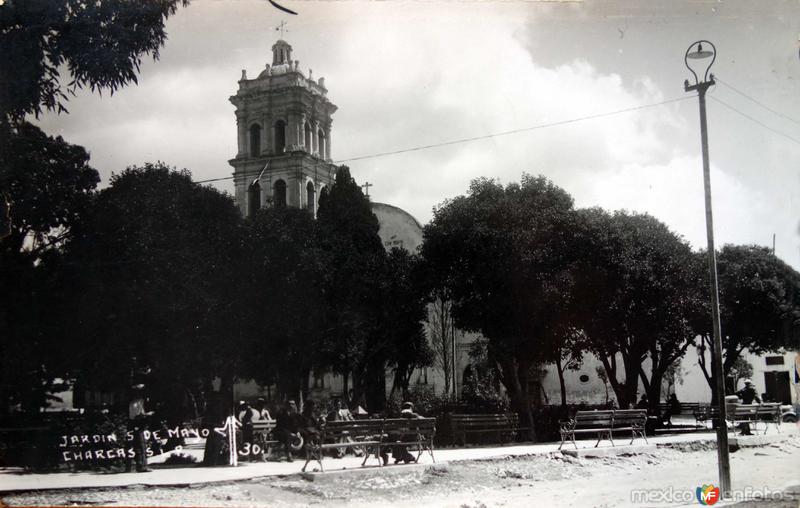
xmin=684 ymin=40 xmax=731 ymax=496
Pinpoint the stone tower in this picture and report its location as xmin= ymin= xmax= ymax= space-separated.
xmin=229 ymin=39 xmax=338 ymax=217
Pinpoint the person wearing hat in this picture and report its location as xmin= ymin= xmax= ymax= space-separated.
xmin=273 ymin=400 xmax=301 ymax=461
xmin=381 ymin=402 xmax=421 ymax=465
xmin=254 ymin=397 xmax=272 ymax=421
xmin=127 ymin=384 xmax=154 ymax=472
xmin=735 ymin=379 xmax=761 ymax=435
xmin=736 ymin=379 xmax=761 ymax=405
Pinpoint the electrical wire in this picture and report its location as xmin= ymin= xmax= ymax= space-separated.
xmin=709 ymin=96 xmax=800 ymax=146
xmin=193 ymin=96 xmax=691 ymax=184
xmin=715 ymin=77 xmax=800 ymax=126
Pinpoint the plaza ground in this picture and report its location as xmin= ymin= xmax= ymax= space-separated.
xmin=1 ymin=425 xmax=798 ymax=507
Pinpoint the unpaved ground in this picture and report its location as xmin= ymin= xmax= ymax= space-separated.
xmin=2 ymin=438 xmax=799 ymax=507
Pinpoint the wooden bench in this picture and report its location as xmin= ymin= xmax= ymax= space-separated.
xmin=302 ymin=419 xmax=384 ymax=472
xmin=242 ymin=419 xmax=278 ymax=459
xmin=449 ymin=413 xmax=519 ymax=446
xmin=380 ymin=417 xmax=436 ymax=464
xmin=728 ymin=404 xmax=782 ymax=435
xmin=559 ymin=410 xmax=647 ymax=450
xmin=658 ymin=402 xmax=705 ymax=427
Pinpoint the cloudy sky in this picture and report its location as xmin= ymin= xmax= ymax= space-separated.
xmin=35 ymin=0 xmax=800 ymax=268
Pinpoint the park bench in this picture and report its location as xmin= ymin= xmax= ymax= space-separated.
xmin=728 ymin=404 xmax=782 ymax=435
xmin=381 ymin=417 xmax=436 ymax=464
xmin=301 ymin=417 xmax=436 ymax=472
xmin=658 ymin=402 xmax=705 ymax=427
xmin=558 ymin=409 xmax=647 ymax=450
xmin=302 ymin=418 xmax=384 ymax=472
xmin=245 ymin=419 xmax=278 ymax=459
xmin=449 ymin=413 xmax=519 ymax=446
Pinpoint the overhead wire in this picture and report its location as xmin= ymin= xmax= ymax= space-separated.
xmin=715 ymin=77 xmax=800 ymax=126
xmin=193 ymin=96 xmax=691 ymax=184
xmin=709 ymin=96 xmax=800 ymax=146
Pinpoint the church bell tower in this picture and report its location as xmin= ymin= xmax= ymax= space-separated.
xmin=229 ymin=37 xmax=338 ymax=217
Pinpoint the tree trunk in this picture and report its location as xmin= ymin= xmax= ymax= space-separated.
xmin=498 ymin=357 xmax=536 ymax=441
xmin=556 ymin=360 xmax=567 ymax=407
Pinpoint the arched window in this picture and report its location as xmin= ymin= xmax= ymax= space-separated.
xmin=249 ymin=124 xmax=261 ymax=157
xmin=274 ymin=179 xmax=287 ymax=208
xmin=304 ymin=122 xmax=312 ymax=151
xmin=317 ymin=129 xmax=326 ymax=157
xmin=306 ymin=181 xmax=315 ymax=214
xmin=274 ymin=120 xmax=286 ymax=153
xmin=247 ymin=181 xmax=260 ymax=217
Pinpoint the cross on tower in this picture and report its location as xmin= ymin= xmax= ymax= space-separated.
xmin=361 ymin=182 xmax=373 ymax=197
xmin=276 ymin=20 xmax=288 ymax=39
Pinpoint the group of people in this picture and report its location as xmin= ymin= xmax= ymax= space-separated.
xmin=235 ymin=397 xmax=423 ymax=464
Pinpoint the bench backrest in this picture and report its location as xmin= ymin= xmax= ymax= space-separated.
xmin=450 ymin=413 xmax=518 ymax=428
xmin=613 ymin=409 xmax=647 ymax=427
xmin=322 ymin=419 xmax=384 ymax=441
xmin=382 ymin=417 xmax=436 ymax=437
xmin=574 ymin=410 xmax=614 ymax=429
xmin=252 ymin=419 xmax=276 ymax=433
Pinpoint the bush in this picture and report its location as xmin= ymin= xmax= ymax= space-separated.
xmin=164 ymin=452 xmax=198 ymax=465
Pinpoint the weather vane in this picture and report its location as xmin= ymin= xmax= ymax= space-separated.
xmin=276 ymin=20 xmax=289 ymax=39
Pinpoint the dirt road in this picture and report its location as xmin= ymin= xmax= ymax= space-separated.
xmin=3 ymin=438 xmax=799 ymax=507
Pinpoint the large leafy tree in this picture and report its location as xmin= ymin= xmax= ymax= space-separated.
xmin=382 ymin=248 xmax=433 ymax=401
xmin=0 ymin=122 xmax=98 ymax=414
xmin=696 ymin=245 xmax=800 ymax=400
xmin=315 ymin=166 xmax=387 ymax=409
xmin=572 ymin=209 xmax=705 ymax=409
xmin=238 ymin=206 xmax=324 ymax=401
xmin=422 ymin=175 xmax=580 ymax=438
xmin=1 ymin=0 xmax=189 ymax=123
xmin=63 ymin=163 xmax=241 ymax=420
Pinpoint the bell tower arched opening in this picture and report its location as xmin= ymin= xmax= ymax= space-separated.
xmin=249 ymin=124 xmax=261 ymax=157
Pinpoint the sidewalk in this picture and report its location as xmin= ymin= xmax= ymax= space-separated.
xmin=1 ymin=424 xmax=796 ymax=493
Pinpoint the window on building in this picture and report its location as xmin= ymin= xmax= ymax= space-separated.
xmin=765 ymin=356 xmax=784 ymax=366
xmin=249 ymin=124 xmax=261 ymax=157
xmin=304 ymin=122 xmax=312 ymax=151
xmin=274 ymin=179 xmax=287 ymax=208
xmin=274 ymin=120 xmax=286 ymax=153
xmin=317 ymin=129 xmax=325 ymax=157
xmin=247 ymin=181 xmax=260 ymax=217
xmin=306 ymin=181 xmax=315 ymax=214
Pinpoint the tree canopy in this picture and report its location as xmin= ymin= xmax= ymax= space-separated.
xmin=1 ymin=0 xmax=189 ymax=123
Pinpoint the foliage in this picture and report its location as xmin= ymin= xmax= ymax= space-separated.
xmin=422 ymin=174 xmax=580 ymax=438
xmin=62 ymin=163 xmax=241 ymax=416
xmin=238 ymin=206 xmax=324 ymax=399
xmin=728 ymin=357 xmax=753 ymax=391
xmin=1 ymin=0 xmax=189 ymax=122
xmin=696 ymin=245 xmax=800 ymax=400
xmin=572 ymin=208 xmax=704 ymax=409
xmin=164 ymin=452 xmax=198 ymax=465
xmin=427 ymin=296 xmax=459 ymax=396
xmin=315 ymin=166 xmax=388 ymax=410
xmin=0 ymin=122 xmax=99 ymax=414
xmin=383 ymin=248 xmax=433 ymax=399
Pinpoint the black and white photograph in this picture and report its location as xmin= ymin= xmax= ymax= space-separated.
xmin=1 ymin=0 xmax=799 ymax=506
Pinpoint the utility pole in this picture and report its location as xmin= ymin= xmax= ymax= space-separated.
xmin=684 ymin=40 xmax=731 ymax=496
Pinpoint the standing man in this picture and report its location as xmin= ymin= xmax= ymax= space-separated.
xmin=127 ymin=384 xmax=153 ymax=472
xmin=735 ymin=379 xmax=761 ymax=436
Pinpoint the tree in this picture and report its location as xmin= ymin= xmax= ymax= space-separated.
xmin=573 ymin=209 xmax=704 ymax=409
xmin=315 ymin=166 xmax=387 ymax=410
xmin=382 ymin=248 xmax=433 ymax=401
xmin=696 ymin=245 xmax=800 ymax=401
xmin=62 ymin=163 xmax=241 ymax=419
xmin=428 ymin=295 xmax=459 ymax=396
xmin=728 ymin=357 xmax=753 ymax=392
xmin=552 ymin=328 xmax=585 ymax=407
xmin=0 ymin=122 xmax=98 ymax=414
xmin=1 ymin=0 xmax=189 ymax=123
xmin=238 ymin=206 xmax=324 ymax=401
xmin=422 ymin=175 xmax=580 ymax=438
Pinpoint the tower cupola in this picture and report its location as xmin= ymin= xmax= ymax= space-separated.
xmin=272 ymin=40 xmax=292 ymax=66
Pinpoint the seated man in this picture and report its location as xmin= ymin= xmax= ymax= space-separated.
xmin=381 ymin=402 xmax=421 ymax=465
xmin=273 ymin=400 xmax=301 ymax=461
xmin=735 ymin=379 xmax=761 ymax=436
